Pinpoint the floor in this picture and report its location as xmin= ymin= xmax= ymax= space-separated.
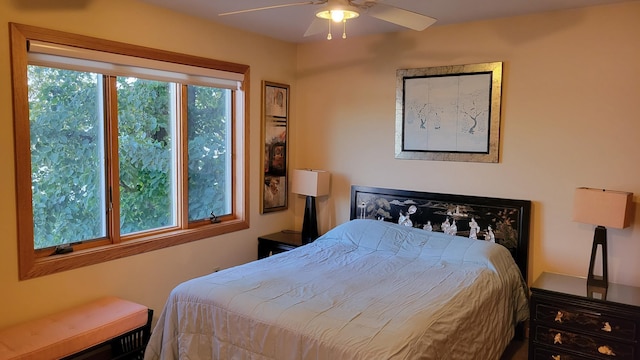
xmin=500 ymin=339 xmax=528 ymax=360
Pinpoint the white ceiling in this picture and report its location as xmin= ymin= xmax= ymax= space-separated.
xmin=139 ymin=0 xmax=631 ymax=43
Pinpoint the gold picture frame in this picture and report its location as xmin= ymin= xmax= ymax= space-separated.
xmin=261 ymin=81 xmax=290 ymax=213
xmin=395 ymin=62 xmax=503 ymax=163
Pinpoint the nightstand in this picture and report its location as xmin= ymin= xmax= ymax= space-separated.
xmin=529 ymin=272 xmax=640 ymax=359
xmin=257 ymin=230 xmax=303 ymax=259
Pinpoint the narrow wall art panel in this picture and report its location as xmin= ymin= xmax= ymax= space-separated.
xmin=261 ymin=81 xmax=290 ymax=213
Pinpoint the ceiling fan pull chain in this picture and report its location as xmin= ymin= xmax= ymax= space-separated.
xmin=342 ymin=19 xmax=347 ymax=39
xmin=327 ymin=20 xmax=332 ymax=40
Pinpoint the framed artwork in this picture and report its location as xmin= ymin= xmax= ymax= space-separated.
xmin=261 ymin=81 xmax=290 ymax=213
xmin=395 ymin=62 xmax=503 ymax=163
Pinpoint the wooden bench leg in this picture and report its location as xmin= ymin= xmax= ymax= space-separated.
xmin=110 ymin=309 xmax=154 ymax=360
xmin=61 ymin=309 xmax=154 ymax=360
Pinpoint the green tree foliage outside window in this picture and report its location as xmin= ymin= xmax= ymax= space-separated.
xmin=29 ymin=66 xmax=106 ymax=249
xmin=28 ymin=66 xmax=231 ymax=250
xmin=187 ymin=85 xmax=231 ymax=222
xmin=117 ymin=78 xmax=175 ymax=234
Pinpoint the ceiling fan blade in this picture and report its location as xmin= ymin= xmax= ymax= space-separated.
xmin=366 ymin=3 xmax=436 ymax=31
xmin=219 ymin=1 xmax=321 ymax=16
xmin=304 ymin=18 xmax=327 ymax=37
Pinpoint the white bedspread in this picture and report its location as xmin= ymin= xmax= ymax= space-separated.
xmin=145 ymin=219 xmax=529 ymax=360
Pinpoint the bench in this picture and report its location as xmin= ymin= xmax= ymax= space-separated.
xmin=0 ymin=296 xmax=153 ymax=360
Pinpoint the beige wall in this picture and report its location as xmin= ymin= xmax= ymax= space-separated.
xmin=0 ymin=0 xmax=296 ymax=327
xmin=1 ymin=0 xmax=639 ymax=329
xmin=296 ymin=2 xmax=640 ymax=287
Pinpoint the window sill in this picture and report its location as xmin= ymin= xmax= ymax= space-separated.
xmin=20 ymin=218 xmax=249 ymax=280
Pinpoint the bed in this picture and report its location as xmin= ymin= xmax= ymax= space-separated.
xmin=144 ymin=186 xmax=531 ymax=360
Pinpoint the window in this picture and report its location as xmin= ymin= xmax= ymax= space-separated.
xmin=10 ymin=23 xmax=249 ymax=280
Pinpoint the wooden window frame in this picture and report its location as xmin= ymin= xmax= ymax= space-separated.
xmin=10 ymin=23 xmax=250 ymax=280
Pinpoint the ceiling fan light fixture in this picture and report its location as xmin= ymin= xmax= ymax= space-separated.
xmin=316 ymin=2 xmax=359 ymax=40
xmin=316 ymin=8 xmax=359 ymax=23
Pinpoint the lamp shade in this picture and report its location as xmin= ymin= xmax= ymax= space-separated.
xmin=291 ymin=169 xmax=330 ymax=197
xmin=573 ymin=187 xmax=633 ymax=229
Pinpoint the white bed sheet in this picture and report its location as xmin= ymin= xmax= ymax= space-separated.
xmin=145 ymin=219 xmax=529 ymax=360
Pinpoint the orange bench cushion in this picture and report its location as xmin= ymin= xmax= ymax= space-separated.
xmin=0 ymin=296 xmax=148 ymax=360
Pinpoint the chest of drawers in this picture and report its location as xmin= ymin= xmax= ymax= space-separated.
xmin=529 ymin=272 xmax=640 ymax=360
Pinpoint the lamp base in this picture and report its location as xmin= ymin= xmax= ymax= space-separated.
xmin=587 ymin=225 xmax=608 ymax=289
xmin=587 ymin=285 xmax=607 ymax=300
xmin=301 ymin=195 xmax=319 ymax=245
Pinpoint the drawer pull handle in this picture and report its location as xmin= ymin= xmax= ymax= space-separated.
xmin=601 ymin=322 xmax=612 ymax=332
xmin=598 ymin=345 xmax=615 ymax=356
xmin=554 ymin=311 xmax=563 ymax=323
xmin=554 ymin=333 xmax=562 ymax=344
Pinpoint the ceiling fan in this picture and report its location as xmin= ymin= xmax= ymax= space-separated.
xmin=218 ymin=0 xmax=437 ymax=40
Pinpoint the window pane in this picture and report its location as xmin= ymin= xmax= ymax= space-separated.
xmin=28 ymin=66 xmax=106 ymax=249
xmin=187 ymin=85 xmax=232 ymax=221
xmin=117 ymin=78 xmax=176 ymax=234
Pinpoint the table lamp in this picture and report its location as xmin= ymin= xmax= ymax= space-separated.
xmin=291 ymin=169 xmax=330 ymax=244
xmin=573 ymin=187 xmax=633 ymax=290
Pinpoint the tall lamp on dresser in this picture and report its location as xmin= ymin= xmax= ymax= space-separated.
xmin=291 ymin=169 xmax=330 ymax=244
xmin=573 ymin=187 xmax=633 ymax=293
